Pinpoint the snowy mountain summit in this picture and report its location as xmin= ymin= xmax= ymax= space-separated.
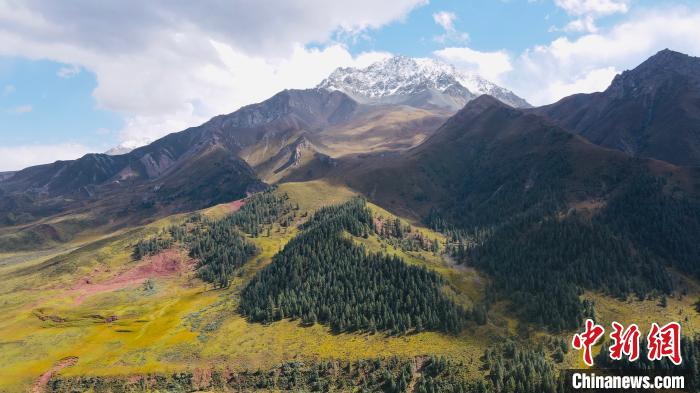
xmin=318 ymin=56 xmax=530 ymax=110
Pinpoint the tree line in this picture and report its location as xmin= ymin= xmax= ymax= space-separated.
xmin=239 ymin=197 xmax=469 ymax=335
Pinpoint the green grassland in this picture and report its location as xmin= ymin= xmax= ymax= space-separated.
xmin=0 ymin=181 xmax=483 ymax=391
xmin=1 ymin=180 xmax=698 ymax=391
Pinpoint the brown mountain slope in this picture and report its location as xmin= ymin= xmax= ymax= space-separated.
xmin=532 ymin=49 xmax=700 ymax=167
xmin=241 ymin=104 xmax=449 ymax=183
xmin=317 ymin=95 xmax=697 ymax=225
xmin=0 ymin=88 xmax=451 ymax=250
xmin=315 ymin=95 xmax=700 ymax=332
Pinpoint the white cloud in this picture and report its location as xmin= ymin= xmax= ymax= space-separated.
xmin=538 ymin=66 xmax=617 ymax=101
xmin=110 ymin=43 xmax=392 ymax=147
xmin=432 ymin=11 xmax=468 ymax=43
xmin=434 ymin=47 xmax=513 ymax=84
xmin=57 ymin=64 xmax=81 ymax=78
xmin=432 ymin=4 xmax=700 ymax=105
xmin=9 ymin=104 xmax=33 ymax=114
xmin=0 ymin=0 xmax=425 ymax=152
xmin=553 ymin=0 xmax=629 ymax=33
xmin=0 ymin=143 xmax=90 ymax=171
xmin=557 ymin=15 xmax=597 ymax=33
xmin=554 ymin=0 xmax=629 ymax=16
xmin=433 ymin=11 xmax=457 ymax=31
xmin=503 ymin=4 xmax=700 ymax=105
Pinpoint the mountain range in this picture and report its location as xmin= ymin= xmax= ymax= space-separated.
xmin=3 ymin=49 xmax=700 ymax=391
xmin=1 ymin=49 xmax=699 ymax=248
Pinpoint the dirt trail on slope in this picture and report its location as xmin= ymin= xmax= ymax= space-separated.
xmin=70 ymin=248 xmax=195 ymax=305
xmin=32 ymin=356 xmax=78 ymax=393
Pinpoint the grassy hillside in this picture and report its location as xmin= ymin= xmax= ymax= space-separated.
xmin=0 ymin=181 xmax=487 ymax=392
xmin=1 ymin=180 xmax=699 ymax=391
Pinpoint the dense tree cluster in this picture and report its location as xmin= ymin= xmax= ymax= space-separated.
xmin=426 ymin=170 xmax=700 ymax=332
xmin=226 ymin=188 xmax=294 ymax=236
xmin=414 ymin=356 xmax=471 ymax=393
xmin=473 ymin=214 xmax=671 ymax=331
xmin=132 ymin=236 xmax=174 ymax=260
xmin=186 ymin=217 xmax=257 ymax=288
xmin=478 ymin=341 xmax=564 ymax=393
xmin=600 ymin=175 xmax=700 ymax=279
xmin=131 ymin=189 xmax=299 ymax=288
xmin=239 ymin=198 xmax=468 ymax=334
xmin=376 ymin=216 xmax=439 ymax=253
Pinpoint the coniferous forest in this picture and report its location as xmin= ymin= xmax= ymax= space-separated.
xmin=239 ymin=198 xmax=469 ymax=334
xmin=427 ymin=171 xmax=700 ymax=332
xmin=226 ymin=188 xmax=294 ymax=235
xmin=185 ymin=217 xmax=257 ymax=288
xmin=132 ymin=236 xmax=175 ymax=260
xmin=130 ymin=189 xmax=299 ymax=288
xmin=473 ymin=214 xmax=671 ymax=332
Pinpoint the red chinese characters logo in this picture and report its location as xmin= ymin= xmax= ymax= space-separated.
xmin=572 ymin=319 xmax=605 ymax=366
xmin=571 ymin=320 xmax=682 ymax=366
xmin=647 ymin=322 xmax=682 ymax=365
xmin=609 ymin=322 xmax=641 ymax=362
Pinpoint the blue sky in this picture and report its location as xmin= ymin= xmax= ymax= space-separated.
xmin=0 ymin=58 xmax=122 ymax=149
xmin=1 ymin=0 xmax=700 ymax=170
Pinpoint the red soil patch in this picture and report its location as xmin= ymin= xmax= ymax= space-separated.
xmin=224 ymin=198 xmax=246 ymax=214
xmin=373 ymin=218 xmax=383 ymax=234
xmin=70 ymin=248 xmax=195 ymax=305
xmin=32 ymin=356 xmax=78 ymax=393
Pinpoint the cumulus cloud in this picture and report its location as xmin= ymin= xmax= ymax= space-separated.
xmin=553 ymin=0 xmax=629 ymax=33
xmin=432 ymin=4 xmax=700 ymax=106
xmin=433 ymin=11 xmax=457 ymax=31
xmin=554 ymin=0 xmax=629 ymax=16
xmin=434 ymin=47 xmax=513 ymax=84
xmin=557 ymin=15 xmax=597 ymax=33
xmin=432 ymin=11 xmax=468 ymax=43
xmin=0 ymin=143 xmax=91 ymax=171
xmin=536 ymin=66 xmax=617 ymax=102
xmin=501 ymin=4 xmax=700 ymax=105
xmin=0 ymin=0 xmax=425 ymax=152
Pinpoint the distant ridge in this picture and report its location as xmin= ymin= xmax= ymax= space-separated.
xmin=533 ymin=49 xmax=700 ymax=167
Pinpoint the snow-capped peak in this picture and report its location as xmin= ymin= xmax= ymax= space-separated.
xmin=317 ymin=56 xmax=530 ymax=109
